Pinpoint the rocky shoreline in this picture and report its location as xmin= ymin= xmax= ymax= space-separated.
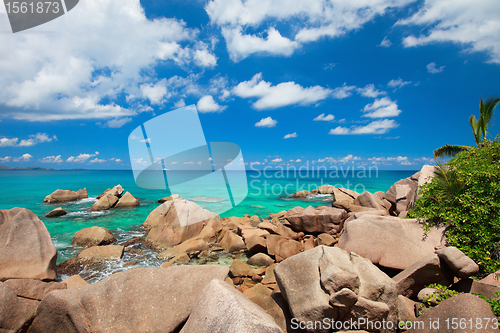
xmin=1 ymin=165 xmax=499 ymax=332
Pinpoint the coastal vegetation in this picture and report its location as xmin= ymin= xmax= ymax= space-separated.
xmin=434 ymin=95 xmax=500 ymax=158
xmin=409 ymin=138 xmax=500 ymax=275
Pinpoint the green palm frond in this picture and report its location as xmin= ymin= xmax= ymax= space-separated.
xmin=469 ymin=115 xmax=481 ymax=146
xmin=433 ymin=144 xmax=470 ymax=159
xmin=433 ymin=161 xmax=464 ymax=202
xmin=480 ymin=95 xmax=500 ymax=139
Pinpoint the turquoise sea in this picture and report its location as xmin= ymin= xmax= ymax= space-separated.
xmin=0 ymin=168 xmax=416 ymax=279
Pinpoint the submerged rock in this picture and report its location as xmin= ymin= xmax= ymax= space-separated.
xmin=44 ymin=207 xmax=67 ymax=218
xmin=0 ymin=207 xmax=57 ymax=281
xmin=43 ymin=188 xmax=88 ymax=203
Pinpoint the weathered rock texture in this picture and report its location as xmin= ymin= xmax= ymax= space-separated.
xmin=179 ymin=279 xmax=284 ymax=333
xmin=28 ymin=265 xmax=229 ymax=333
xmin=274 ymin=246 xmax=397 ymax=333
xmin=0 ymin=208 xmax=57 ymax=281
xmin=71 ymin=226 xmax=117 ymax=247
xmin=43 ymin=188 xmax=88 ymax=203
xmin=338 ymin=215 xmax=446 ymax=270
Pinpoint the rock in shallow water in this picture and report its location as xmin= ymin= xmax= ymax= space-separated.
xmin=43 ymin=188 xmax=88 ymax=203
xmin=72 ymin=226 xmax=117 ymax=247
xmin=44 ymin=207 xmax=67 ymax=218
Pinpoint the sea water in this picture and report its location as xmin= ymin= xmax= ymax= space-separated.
xmin=0 ymin=169 xmax=416 ymax=270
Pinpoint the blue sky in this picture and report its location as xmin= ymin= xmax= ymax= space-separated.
xmin=0 ymin=0 xmax=499 ymax=170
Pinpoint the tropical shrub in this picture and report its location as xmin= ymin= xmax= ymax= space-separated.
xmin=408 ymin=139 xmax=500 ymax=275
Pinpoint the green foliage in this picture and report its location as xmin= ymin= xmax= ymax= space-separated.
xmin=434 ymin=94 xmax=500 ymax=158
xmin=477 ymin=292 xmax=500 ymax=317
xmin=421 ymin=284 xmax=461 ymax=307
xmin=408 ymin=139 xmax=500 ymax=275
xmin=433 ymin=144 xmax=470 ymax=159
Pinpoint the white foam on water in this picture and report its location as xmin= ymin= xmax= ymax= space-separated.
xmin=75 ymin=197 xmax=98 ymax=204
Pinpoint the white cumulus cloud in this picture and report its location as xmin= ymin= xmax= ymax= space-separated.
xmin=284 ymin=132 xmax=298 ymax=139
xmin=329 ymin=119 xmax=399 ymax=135
xmin=255 ymin=117 xmax=278 ymax=128
xmin=388 ymin=78 xmax=412 ymax=89
xmin=362 ymin=97 xmax=402 ymax=118
xmin=397 ymin=0 xmax=500 ymax=64
xmin=357 ymin=84 xmax=386 ymax=98
xmin=197 ymin=95 xmax=227 ymax=113
xmin=233 ymin=73 xmax=332 ymax=110
xmin=427 ymin=62 xmax=445 ymax=74
xmin=314 ymin=113 xmax=335 ymax=121
xmin=67 ymin=151 xmax=99 ymax=163
xmin=40 ymin=155 xmax=63 ymax=163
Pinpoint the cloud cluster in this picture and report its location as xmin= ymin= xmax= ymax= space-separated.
xmin=197 ymin=95 xmax=227 ymax=113
xmin=0 ymin=133 xmax=56 ymax=147
xmin=427 ymin=62 xmax=445 ymax=74
xmin=0 ymin=0 xmax=216 ymax=122
xmin=329 ymin=119 xmax=399 ymax=135
xmin=398 ymin=0 xmax=500 ymax=64
xmin=362 ymin=97 xmax=401 ymax=118
xmin=284 ymin=132 xmax=298 ymax=139
xmin=206 ymin=0 xmax=415 ymax=60
xmin=313 ymin=113 xmax=334 ymax=121
xmin=233 ymin=73 xmax=332 ymax=110
xmin=67 ymin=152 xmax=100 ymax=163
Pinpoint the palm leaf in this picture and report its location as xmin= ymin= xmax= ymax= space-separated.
xmin=480 ymin=95 xmax=500 ymax=138
xmin=469 ymin=115 xmax=481 ymax=146
xmin=433 ymin=144 xmax=470 ymax=159
xmin=433 ymin=162 xmax=464 ymax=202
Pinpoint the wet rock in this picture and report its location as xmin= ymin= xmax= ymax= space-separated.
xmin=76 ymin=245 xmax=124 ymax=261
xmin=44 ymin=207 xmax=67 ymax=218
xmin=43 ymin=188 xmax=88 ymax=203
xmin=72 ymin=226 xmax=117 ymax=247
xmin=114 ymin=192 xmax=140 ymax=208
xmin=90 ymin=193 xmax=119 ymax=211
xmin=96 ymin=185 xmax=124 ymax=199
xmin=158 ymin=194 xmax=180 ymax=203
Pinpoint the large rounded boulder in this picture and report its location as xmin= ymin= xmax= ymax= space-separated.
xmin=0 ymin=208 xmax=57 ymax=281
xmin=144 ymin=199 xmax=218 ymax=249
xmin=28 ymin=265 xmax=229 ymax=333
